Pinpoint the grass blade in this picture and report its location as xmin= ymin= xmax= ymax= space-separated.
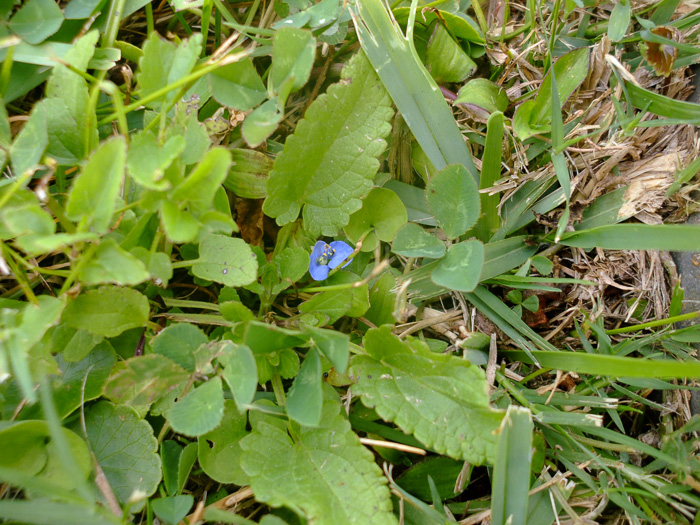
xmin=558 ymin=223 xmax=700 ymax=251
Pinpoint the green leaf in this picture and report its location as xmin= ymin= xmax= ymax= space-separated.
xmin=623 ymin=80 xmax=700 ymax=123
xmin=9 ymin=0 xmax=63 ymax=44
xmin=559 ymin=224 xmax=700 ymax=251
xmin=197 ymin=399 xmax=250 ymax=485
xmin=152 ymin=495 xmax=194 ymax=525
xmin=65 ymin=136 xmax=126 ymax=234
xmin=512 ymin=47 xmax=589 ymax=140
xmin=127 ymin=130 xmax=185 ymax=190
xmin=263 ymin=51 xmax=394 ymax=236
xmin=242 ymin=321 xmax=308 ymax=354
xmin=307 ymin=326 xmax=349 ymax=373
xmin=218 ymin=343 xmax=258 ymax=409
xmin=152 ymin=323 xmax=208 ymax=372
xmin=51 ymin=324 xmax=104 ymax=362
xmin=240 ymin=385 xmax=396 ymax=525
xmin=364 ymin=271 xmax=398 ymax=327
xmin=426 ymin=164 xmax=480 ymax=239
xmin=0 ymin=500 xmax=121 ymax=525
xmin=345 ymin=187 xmax=407 ymax=252
xmin=103 ymin=354 xmax=190 ymax=407
xmin=299 ymin=273 xmax=370 ymax=324
xmin=209 ymin=58 xmax=267 ymax=111
xmin=167 ymin=377 xmax=224 ymax=437
xmin=62 ymin=286 xmax=149 ymax=338
xmin=286 ymin=348 xmax=323 ymax=427
xmin=136 ymin=32 xmax=203 ymax=109
xmin=224 ymin=148 xmax=274 ymax=199
xmin=82 ymin=401 xmax=161 ymax=508
xmin=608 ymin=0 xmax=631 ymax=41
xmin=350 ymin=326 xmax=503 ymax=464
xmin=10 ymin=100 xmax=48 ymax=177
xmin=395 ymin=456 xmax=464 ymax=502
xmin=192 ymin=234 xmax=258 ymax=287
xmin=79 ymin=239 xmax=150 ymax=286
xmin=425 ymin=22 xmax=476 ymax=83
xmin=170 ymin=146 xmax=232 ymax=214
xmin=490 ymin=406 xmax=533 ymax=525
xmin=391 ymin=223 xmax=445 ymax=259
xmin=431 ymin=240 xmax=485 ymax=292
xmin=271 ymin=27 xmax=316 ymax=93
xmin=160 ymin=202 xmax=200 ymax=243
xmin=454 ymin=78 xmax=509 ymax=118
xmin=241 ymin=98 xmax=284 ymax=148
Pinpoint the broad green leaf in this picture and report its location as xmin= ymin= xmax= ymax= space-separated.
xmin=271 ymin=27 xmax=316 ymax=93
xmin=393 ymin=8 xmax=484 ymax=44
xmin=224 ymin=148 xmax=274 ymax=199
xmin=263 ymin=51 xmax=394 ymax=236
xmin=512 ymin=47 xmax=589 ymax=140
xmin=131 ymin=247 xmax=173 ymax=287
xmin=152 ymin=323 xmax=208 ymax=372
xmin=286 ymin=348 xmax=323 ymax=427
xmin=170 ymin=147 xmax=232 ymax=214
xmin=79 ymin=239 xmax=150 ymax=286
xmin=45 ymin=30 xmax=99 ymax=164
xmin=82 ymin=401 xmax=161 ymax=507
xmin=152 ymin=495 xmax=194 ymax=525
xmin=9 ymin=0 xmax=63 ymax=44
xmin=490 ymin=406 xmax=533 ymax=525
xmin=167 ymin=377 xmax=224 ymax=437
xmin=103 ymin=354 xmax=190 ymax=407
xmin=127 ymin=130 xmax=185 ymax=190
xmin=209 ymin=58 xmax=267 ymax=111
xmin=350 ymin=326 xmax=503 ymax=464
xmin=136 ymin=32 xmax=203 ymax=109
xmin=64 ymin=0 xmax=105 ymax=18
xmin=454 ymin=78 xmax=509 ymax=118
xmin=364 ymin=271 xmax=398 ymax=327
xmin=62 ymin=286 xmax=149 ymax=338
xmin=160 ymin=201 xmax=200 ymax=243
xmin=395 ymin=456 xmax=464 ymax=502
xmin=345 ymin=187 xmax=407 ymax=251
xmin=559 ymin=224 xmax=700 ymax=251
xmin=425 ymin=22 xmax=476 ymax=83
xmin=608 ymin=0 xmax=631 ymax=41
xmin=197 ymin=400 xmax=247 ymax=484
xmin=192 ymin=234 xmax=258 ymax=287
xmin=218 ymin=343 xmax=258 ymax=409
xmin=1 ymin=198 xmax=55 ymax=238
xmin=161 ymin=440 xmax=198 ymax=496
xmin=426 ymin=164 xmax=480 ymax=239
xmin=431 ymin=240 xmax=485 ymax=292
xmin=0 ymin=500 xmax=121 ymax=525
xmin=383 ymin=180 xmax=436 ymax=226
xmin=299 ymin=278 xmax=370 ymax=325
xmin=65 ymin=136 xmax=126 ymax=234
xmin=242 ymin=321 xmax=307 ymax=354
xmin=624 ymin=80 xmax=700 ymax=123
xmin=307 ymin=326 xmax=349 ymax=373
xmin=50 ymin=324 xmax=103 ymax=362
xmin=241 ymin=98 xmax=284 ymax=148
xmin=240 ymin=386 xmax=396 ymax=525
xmin=10 ymin=99 xmax=48 ymax=177
xmin=391 ymin=223 xmax=445 ymax=259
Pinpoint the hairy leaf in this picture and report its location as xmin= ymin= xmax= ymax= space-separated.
xmin=263 ymin=51 xmax=394 ymax=236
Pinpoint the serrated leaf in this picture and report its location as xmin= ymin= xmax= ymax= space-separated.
xmin=263 ymin=51 xmax=394 ymax=236
xmin=350 ymin=326 xmax=503 ymax=464
xmin=286 ymin=348 xmax=323 ymax=427
xmin=271 ymin=27 xmax=316 ymax=93
xmin=152 ymin=323 xmax=208 ymax=372
xmin=198 ymin=399 xmax=250 ymax=485
xmin=209 ymin=58 xmax=267 ymax=111
xmin=192 ymin=234 xmax=258 ymax=287
xmin=102 ymin=354 xmax=190 ymax=407
xmin=426 ymin=164 xmax=480 ymax=239
xmin=345 ymin=187 xmax=407 ymax=252
xmin=136 ymin=32 xmax=202 ymax=109
xmin=167 ymin=377 xmax=224 ymax=437
xmin=240 ymin=385 xmax=396 ymax=525
xmin=65 ymin=136 xmax=126 ymax=233
xmin=62 ymin=286 xmax=149 ymax=338
xmin=79 ymin=239 xmax=150 ymax=286
xmin=82 ymin=401 xmax=161 ymax=507
xmin=391 ymin=223 xmax=445 ymax=259
xmin=431 ymin=240 xmax=485 ymax=292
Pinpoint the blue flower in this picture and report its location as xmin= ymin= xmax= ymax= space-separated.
xmin=308 ymin=240 xmax=353 ymax=281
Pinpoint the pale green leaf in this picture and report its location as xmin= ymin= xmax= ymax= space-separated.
xmin=391 ymin=223 xmax=445 ymax=259
xmin=9 ymin=0 xmax=63 ymax=44
xmin=79 ymin=239 xmax=150 ymax=286
xmin=608 ymin=0 xmax=631 ymax=41
xmin=152 ymin=323 xmax=208 ymax=372
xmin=127 ymin=130 xmax=184 ymax=190
xmin=431 ymin=240 xmax=484 ymax=292
xmin=65 ymin=136 xmax=126 ymax=233
xmin=218 ymin=342 xmax=258 ymax=409
xmin=345 ymin=187 xmax=407 ymax=252
xmin=62 ymin=286 xmax=149 ymax=338
xmin=263 ymin=51 xmax=394 ymax=236
xmin=192 ymin=234 xmax=258 ymax=287
xmin=286 ymin=348 xmax=323 ymax=427
xmin=10 ymin=100 xmax=48 ymax=177
xmin=167 ymin=377 xmax=224 ymax=437
xmin=426 ymin=164 xmax=480 ymax=239
xmin=209 ymin=58 xmax=267 ymax=111
xmin=454 ymin=79 xmax=509 ymax=118
xmin=350 ymin=326 xmax=503 ymax=464
xmin=271 ymin=27 xmax=316 ymax=93
xmin=559 ymin=224 xmax=700 ymax=251
xmin=240 ymin=385 xmax=396 ymax=525
xmin=425 ymin=22 xmax=476 ymax=83
xmin=307 ymin=326 xmax=349 ymax=373
xmin=170 ymin=146 xmax=232 ymax=214
xmin=241 ymin=98 xmax=284 ymax=148
xmin=82 ymin=401 xmax=161 ymax=507
xmin=152 ymin=495 xmax=194 ymax=525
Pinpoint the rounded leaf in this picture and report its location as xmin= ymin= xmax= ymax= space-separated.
xmin=431 ymin=240 xmax=485 ymax=292
xmin=426 ymin=164 xmax=480 ymax=239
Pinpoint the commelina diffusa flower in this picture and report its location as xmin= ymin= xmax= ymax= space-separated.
xmin=309 ymin=241 xmax=353 ymax=281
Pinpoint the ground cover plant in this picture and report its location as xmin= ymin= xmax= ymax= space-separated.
xmin=1 ymin=0 xmax=700 ymax=523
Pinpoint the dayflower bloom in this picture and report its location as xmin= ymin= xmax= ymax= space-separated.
xmin=308 ymin=240 xmax=353 ymax=281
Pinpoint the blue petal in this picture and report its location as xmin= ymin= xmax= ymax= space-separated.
xmin=328 ymin=241 xmax=354 ymax=269
xmin=309 ymin=260 xmax=330 ymax=280
xmin=311 ymin=240 xmax=327 ymax=258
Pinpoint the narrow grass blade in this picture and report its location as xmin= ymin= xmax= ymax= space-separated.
xmin=491 ymin=405 xmax=533 ymax=525
xmin=351 ymin=0 xmax=479 ymax=181
xmin=558 ymin=223 xmax=700 ymax=251
xmin=476 ymin=111 xmax=503 ymax=241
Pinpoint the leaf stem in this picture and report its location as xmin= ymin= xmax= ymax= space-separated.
xmin=270 ymin=370 xmax=286 ymax=407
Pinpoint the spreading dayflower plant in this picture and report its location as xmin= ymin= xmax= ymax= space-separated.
xmin=308 ymin=240 xmax=354 ymax=280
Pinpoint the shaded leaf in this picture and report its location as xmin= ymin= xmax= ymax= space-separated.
xmin=167 ymin=377 xmax=224 ymax=437
xmin=426 ymin=164 xmax=480 ymax=239
xmin=198 ymin=399 xmax=250 ymax=485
